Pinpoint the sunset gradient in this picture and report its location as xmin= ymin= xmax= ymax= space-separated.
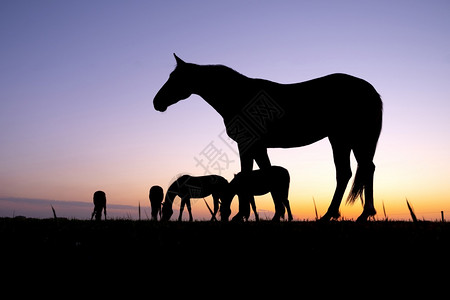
xmin=1 ymin=1 xmax=450 ymax=220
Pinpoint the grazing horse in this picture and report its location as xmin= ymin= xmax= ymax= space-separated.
xmin=149 ymin=185 xmax=164 ymax=220
xmin=154 ymin=54 xmax=383 ymax=221
xmin=91 ymin=190 xmax=107 ymax=221
xmin=220 ymin=166 xmax=293 ymax=222
xmin=161 ymin=174 xmax=228 ymax=221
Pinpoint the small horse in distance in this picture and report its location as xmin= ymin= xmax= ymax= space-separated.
xmin=221 ymin=166 xmax=293 ymax=222
xmin=154 ymin=54 xmax=382 ymax=221
xmin=91 ymin=190 xmax=107 ymax=221
xmin=161 ymin=174 xmax=228 ymax=221
xmin=149 ymin=185 xmax=164 ymax=221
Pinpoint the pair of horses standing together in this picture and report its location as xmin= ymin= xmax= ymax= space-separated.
xmin=153 ymin=54 xmax=382 ymax=221
xmin=156 ymin=166 xmax=292 ymax=222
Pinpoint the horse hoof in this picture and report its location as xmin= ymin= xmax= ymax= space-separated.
xmin=319 ymin=211 xmax=340 ymax=222
xmin=318 ymin=216 xmax=330 ymax=223
xmin=356 ymin=215 xmax=369 ymax=222
xmin=231 ymin=214 xmax=244 ymax=222
xmin=356 ymin=209 xmax=376 ymax=222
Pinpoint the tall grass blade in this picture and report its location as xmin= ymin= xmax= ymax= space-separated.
xmin=51 ymin=205 xmax=57 ymax=219
xmin=51 ymin=205 xmax=58 ymax=227
xmin=406 ymin=198 xmax=418 ymax=222
xmin=382 ymin=201 xmax=388 ymax=221
xmin=203 ymin=198 xmax=216 ymax=221
xmin=312 ymin=197 xmax=319 ymax=221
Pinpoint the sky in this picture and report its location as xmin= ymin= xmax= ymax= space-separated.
xmin=1 ymin=0 xmax=450 ymax=220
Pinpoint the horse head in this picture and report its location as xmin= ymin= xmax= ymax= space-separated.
xmin=161 ymin=200 xmax=173 ymax=221
xmin=220 ymin=188 xmax=235 ymax=222
xmin=153 ymin=53 xmax=193 ymax=112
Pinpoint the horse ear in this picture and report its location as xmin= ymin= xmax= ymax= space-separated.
xmin=173 ymin=53 xmax=185 ymax=66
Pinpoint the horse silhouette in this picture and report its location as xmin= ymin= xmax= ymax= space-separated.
xmin=220 ymin=166 xmax=293 ymax=222
xmin=149 ymin=185 xmax=164 ymax=220
xmin=91 ymin=190 xmax=107 ymax=221
xmin=154 ymin=54 xmax=382 ymax=221
xmin=161 ymin=174 xmax=228 ymax=221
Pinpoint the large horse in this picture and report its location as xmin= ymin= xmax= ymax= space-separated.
xmin=154 ymin=54 xmax=382 ymax=221
xmin=221 ymin=165 xmax=293 ymax=222
xmin=161 ymin=174 xmax=229 ymax=221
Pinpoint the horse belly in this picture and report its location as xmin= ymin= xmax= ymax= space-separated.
xmin=263 ymin=118 xmax=328 ymax=148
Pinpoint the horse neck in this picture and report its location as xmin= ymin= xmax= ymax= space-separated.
xmin=191 ymin=65 xmax=248 ymax=120
xmin=163 ymin=188 xmax=176 ymax=210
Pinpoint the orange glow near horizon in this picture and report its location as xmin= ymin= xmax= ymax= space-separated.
xmin=2 ymin=129 xmax=450 ymax=221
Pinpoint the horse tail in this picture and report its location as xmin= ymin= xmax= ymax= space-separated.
xmin=347 ymin=166 xmax=365 ymax=205
xmin=347 ymin=89 xmax=382 ymax=206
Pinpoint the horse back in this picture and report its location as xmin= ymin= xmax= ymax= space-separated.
xmin=232 ymin=166 xmax=290 ymax=195
xmin=244 ymin=73 xmax=382 ymax=147
xmin=172 ymin=174 xmax=228 ymax=198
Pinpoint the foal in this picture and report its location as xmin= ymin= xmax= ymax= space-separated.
xmin=221 ymin=166 xmax=293 ymax=222
xmin=91 ymin=190 xmax=107 ymax=221
xmin=161 ymin=174 xmax=228 ymax=221
xmin=149 ymin=185 xmax=164 ymax=220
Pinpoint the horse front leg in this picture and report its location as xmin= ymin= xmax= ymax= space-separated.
xmin=239 ymin=143 xmax=271 ymax=172
xmin=249 ymin=196 xmax=259 ymax=221
xmin=232 ymin=194 xmax=251 ymax=222
xmin=186 ymin=197 xmax=193 ymax=222
xmin=254 ymin=146 xmax=271 ymax=170
xmin=238 ymin=143 xmax=253 ymax=172
xmin=211 ymin=194 xmax=219 ymax=221
xmin=178 ymin=197 xmax=186 ymax=221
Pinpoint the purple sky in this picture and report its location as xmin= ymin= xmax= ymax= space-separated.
xmin=1 ymin=1 xmax=450 ymax=220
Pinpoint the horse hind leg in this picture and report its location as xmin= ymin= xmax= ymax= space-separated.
xmin=281 ymin=177 xmax=293 ymax=221
xmin=352 ymin=143 xmax=377 ymax=222
xmin=320 ymin=140 xmax=352 ymax=221
xmin=271 ymin=191 xmax=286 ymax=221
xmin=272 ymin=202 xmax=285 ymax=222
xmin=283 ymin=199 xmax=293 ymax=221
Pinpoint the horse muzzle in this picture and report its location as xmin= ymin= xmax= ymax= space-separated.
xmin=153 ymin=102 xmax=167 ymax=112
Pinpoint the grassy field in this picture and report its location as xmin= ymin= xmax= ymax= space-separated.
xmin=2 ymin=217 xmax=449 ymax=290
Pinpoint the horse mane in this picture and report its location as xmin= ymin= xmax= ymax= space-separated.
xmin=198 ymin=64 xmax=248 ymax=81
